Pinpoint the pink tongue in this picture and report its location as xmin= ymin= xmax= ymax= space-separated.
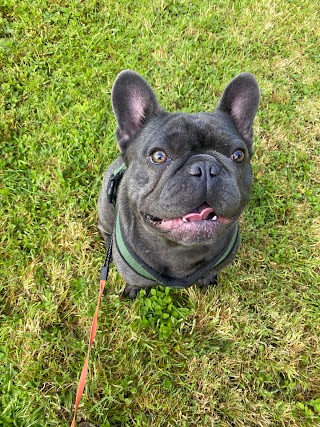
xmin=183 ymin=206 xmax=215 ymax=222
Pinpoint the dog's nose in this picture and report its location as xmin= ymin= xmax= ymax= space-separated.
xmin=187 ymin=161 xmax=220 ymax=178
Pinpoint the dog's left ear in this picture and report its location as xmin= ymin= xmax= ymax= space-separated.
xmin=216 ymin=73 xmax=260 ymax=144
xmin=112 ymin=70 xmax=161 ymax=150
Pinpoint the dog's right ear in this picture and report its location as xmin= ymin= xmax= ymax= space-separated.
xmin=112 ymin=70 xmax=161 ymax=150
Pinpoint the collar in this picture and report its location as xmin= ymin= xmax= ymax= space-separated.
xmin=107 ymin=162 xmax=240 ymax=289
xmin=114 ymin=212 xmax=239 ymax=289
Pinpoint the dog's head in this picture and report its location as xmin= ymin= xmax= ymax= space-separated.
xmin=112 ymin=70 xmax=259 ymax=245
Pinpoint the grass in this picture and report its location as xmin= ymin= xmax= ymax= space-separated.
xmin=0 ymin=0 xmax=319 ymax=425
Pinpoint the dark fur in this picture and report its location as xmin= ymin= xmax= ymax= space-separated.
xmin=98 ymin=70 xmax=259 ymax=298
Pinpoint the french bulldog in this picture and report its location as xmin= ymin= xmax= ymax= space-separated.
xmin=98 ymin=70 xmax=259 ymax=298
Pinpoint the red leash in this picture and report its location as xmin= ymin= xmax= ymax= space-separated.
xmin=71 ymin=236 xmax=113 ymax=427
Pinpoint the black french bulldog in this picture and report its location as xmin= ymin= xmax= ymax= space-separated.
xmin=98 ymin=70 xmax=259 ymax=298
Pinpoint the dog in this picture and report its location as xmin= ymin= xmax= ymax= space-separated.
xmin=98 ymin=70 xmax=259 ymax=298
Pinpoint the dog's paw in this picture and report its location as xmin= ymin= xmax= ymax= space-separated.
xmin=197 ymin=274 xmax=218 ymax=289
xmin=122 ymin=284 xmax=146 ymax=299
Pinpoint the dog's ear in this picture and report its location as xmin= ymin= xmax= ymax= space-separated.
xmin=216 ymin=73 xmax=260 ymax=144
xmin=112 ymin=70 xmax=161 ymax=150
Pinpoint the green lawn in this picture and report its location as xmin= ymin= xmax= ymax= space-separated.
xmin=1 ymin=0 xmax=319 ymax=426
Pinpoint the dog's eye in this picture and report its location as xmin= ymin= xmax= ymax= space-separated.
xmin=231 ymin=150 xmax=245 ymax=163
xmin=149 ymin=150 xmax=168 ymax=164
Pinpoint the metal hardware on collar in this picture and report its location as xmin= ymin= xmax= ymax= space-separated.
xmin=107 ymin=163 xmax=126 ymax=206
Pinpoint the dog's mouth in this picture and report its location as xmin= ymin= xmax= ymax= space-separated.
xmin=145 ymin=203 xmax=232 ymax=231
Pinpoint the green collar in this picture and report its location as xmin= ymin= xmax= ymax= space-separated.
xmin=107 ymin=162 xmax=239 ymax=289
xmin=115 ymin=212 xmax=239 ymax=289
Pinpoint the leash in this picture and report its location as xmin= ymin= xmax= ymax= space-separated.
xmin=70 ymin=164 xmax=124 ymax=425
xmin=70 ymin=232 xmax=113 ymax=427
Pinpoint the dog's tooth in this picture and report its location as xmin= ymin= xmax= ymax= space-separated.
xmin=211 ymin=216 xmax=217 ymax=221
xmin=182 ymin=217 xmax=188 ymax=222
